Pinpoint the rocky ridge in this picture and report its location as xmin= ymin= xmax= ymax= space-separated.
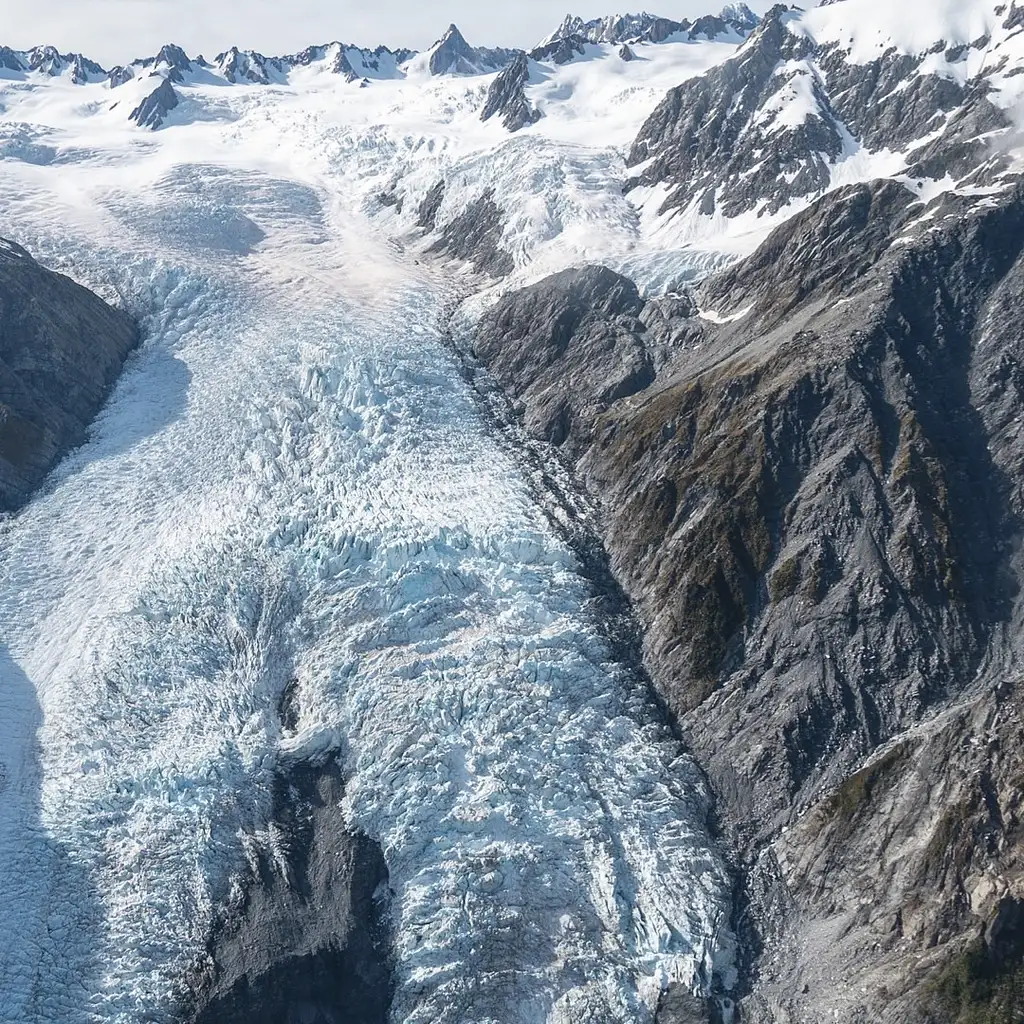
xmin=468 ymin=166 xmax=1024 ymax=1022
xmin=627 ymin=2 xmax=1021 ymax=219
xmin=0 ymin=238 xmax=137 ymax=512
xmin=480 ymin=52 xmax=542 ymax=133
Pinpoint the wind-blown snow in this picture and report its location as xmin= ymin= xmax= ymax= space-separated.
xmin=0 ymin=30 xmax=739 ymax=1024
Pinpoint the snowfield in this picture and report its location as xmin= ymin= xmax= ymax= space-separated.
xmin=0 ymin=27 xmax=744 ymax=1024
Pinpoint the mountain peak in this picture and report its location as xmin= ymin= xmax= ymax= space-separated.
xmin=719 ymin=2 xmax=759 ymax=28
xmin=537 ymin=8 xmax=761 ymax=48
xmin=426 ymin=22 xmax=517 ymax=75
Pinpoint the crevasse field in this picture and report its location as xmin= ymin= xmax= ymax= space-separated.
xmin=0 ymin=35 xmax=746 ymax=1024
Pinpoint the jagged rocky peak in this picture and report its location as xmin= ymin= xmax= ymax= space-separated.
xmin=426 ymin=23 xmax=519 ymax=75
xmin=626 ymin=0 xmax=1020 ymax=222
xmin=0 ymin=46 xmax=27 ymax=72
xmin=282 ymin=41 xmax=413 ymax=81
xmin=537 ymin=4 xmax=761 ymax=47
xmin=139 ymin=42 xmax=193 ymax=82
xmin=481 ymin=52 xmax=542 ymax=132
xmin=719 ymin=1 xmax=759 ymax=28
xmin=215 ymin=47 xmax=283 ymax=85
xmin=0 ymin=45 xmax=106 ymax=82
xmin=528 ymin=35 xmax=587 ymax=65
xmin=129 ymin=76 xmax=180 ymax=129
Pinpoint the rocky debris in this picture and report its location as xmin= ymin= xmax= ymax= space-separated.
xmin=129 ymin=75 xmax=180 ymax=129
xmin=619 ymin=44 xmax=636 ymax=62
xmin=0 ymin=238 xmax=137 ymax=511
xmin=480 ymin=52 xmax=541 ymax=133
xmin=182 ymin=761 xmax=393 ymax=1024
xmin=427 ymin=24 xmax=518 ymax=76
xmin=427 ymin=189 xmax=513 ymax=278
xmin=469 ymin=176 xmax=1024 ymax=1021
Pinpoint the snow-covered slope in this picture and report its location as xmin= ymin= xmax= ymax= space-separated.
xmin=627 ymin=0 xmax=1024 ymax=259
xmin=0 ymin=19 xmax=748 ymax=290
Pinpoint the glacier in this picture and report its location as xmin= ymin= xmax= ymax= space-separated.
xmin=0 ymin=29 xmax=744 ymax=1024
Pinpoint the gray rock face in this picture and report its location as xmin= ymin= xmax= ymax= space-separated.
xmin=416 ymin=179 xmax=446 ymax=230
xmin=0 ymin=238 xmax=137 ymax=511
xmin=468 ymin=177 xmax=1024 ymax=1021
xmin=428 ymin=189 xmax=513 ymax=278
xmin=427 ymin=24 xmax=518 ymax=76
xmin=627 ymin=4 xmax=1013 ymax=219
xmin=129 ymin=75 xmax=180 ymax=129
xmin=528 ymin=35 xmax=587 ymax=65
xmin=183 ymin=762 xmax=392 ymax=1024
xmin=480 ymin=53 xmax=541 ymax=133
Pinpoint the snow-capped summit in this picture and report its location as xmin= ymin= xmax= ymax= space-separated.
xmin=424 ymin=24 xmax=519 ymax=75
xmin=138 ymin=43 xmax=193 ymax=83
xmin=538 ymin=11 xmax=684 ymax=46
xmin=215 ymin=47 xmax=285 ymax=85
xmin=719 ymin=2 xmax=760 ymax=29
xmin=537 ymin=6 xmax=760 ymax=47
xmin=0 ymin=45 xmax=107 ymax=83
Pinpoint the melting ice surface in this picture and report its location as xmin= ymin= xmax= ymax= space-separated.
xmin=0 ymin=58 xmax=736 ymax=1024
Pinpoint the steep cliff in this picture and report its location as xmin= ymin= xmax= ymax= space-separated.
xmin=470 ymin=176 xmax=1024 ymax=1021
xmin=0 ymin=239 xmax=137 ymax=511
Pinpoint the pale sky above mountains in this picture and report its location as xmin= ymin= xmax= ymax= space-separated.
xmin=9 ymin=0 xmax=774 ymax=66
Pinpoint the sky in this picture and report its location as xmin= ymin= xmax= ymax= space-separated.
xmin=7 ymin=0 xmax=775 ymax=66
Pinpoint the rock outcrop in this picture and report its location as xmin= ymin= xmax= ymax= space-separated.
xmin=184 ymin=762 xmax=393 ymax=1024
xmin=480 ymin=53 xmax=541 ymax=133
xmin=468 ymin=175 xmax=1024 ymax=1022
xmin=627 ymin=3 xmax=1011 ymax=219
xmin=0 ymin=238 xmax=138 ymax=511
xmin=129 ymin=75 xmax=180 ymax=129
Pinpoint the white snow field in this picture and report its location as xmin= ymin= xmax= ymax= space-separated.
xmin=0 ymin=29 xmax=745 ymax=1024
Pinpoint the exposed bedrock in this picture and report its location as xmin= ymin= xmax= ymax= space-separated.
xmin=417 ymin=179 xmax=514 ymax=277
xmin=469 ymin=177 xmax=1024 ymax=1021
xmin=0 ymin=238 xmax=137 ymax=512
xmin=182 ymin=760 xmax=393 ymax=1024
xmin=626 ymin=4 xmax=1010 ymax=220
